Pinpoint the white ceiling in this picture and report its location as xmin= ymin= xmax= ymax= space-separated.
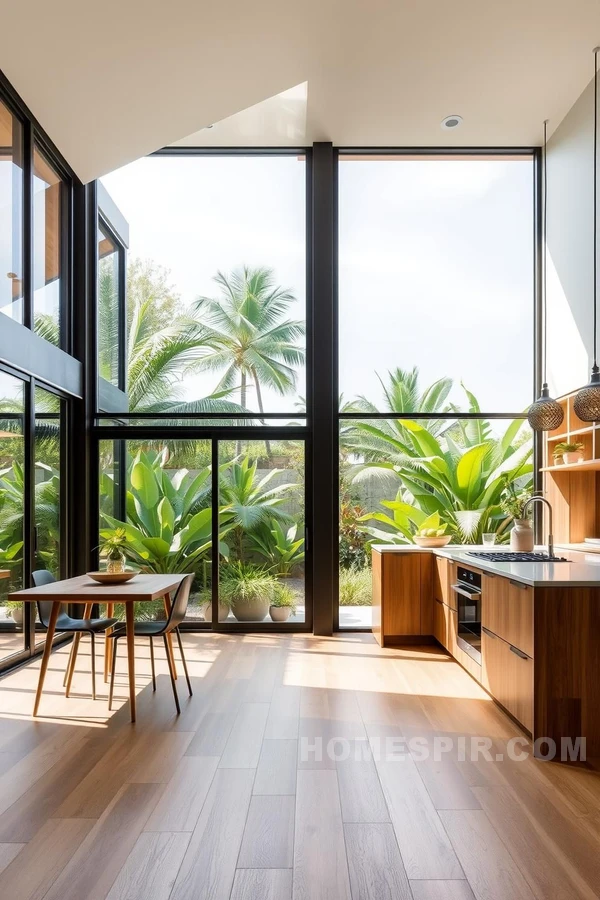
xmin=0 ymin=0 xmax=598 ymax=182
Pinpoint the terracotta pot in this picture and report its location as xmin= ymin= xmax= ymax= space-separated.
xmin=563 ymin=452 xmax=584 ymax=465
xmin=231 ymin=597 xmax=269 ymax=622
xmin=269 ymin=605 xmax=292 ymax=622
xmin=510 ymin=519 xmax=534 ymax=552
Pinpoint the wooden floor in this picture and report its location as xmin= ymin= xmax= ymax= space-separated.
xmin=0 ymin=632 xmax=599 ymax=900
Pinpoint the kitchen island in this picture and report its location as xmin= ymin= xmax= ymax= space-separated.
xmin=372 ymin=544 xmax=600 ymax=756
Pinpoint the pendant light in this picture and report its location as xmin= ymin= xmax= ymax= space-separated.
xmin=527 ymin=119 xmax=564 ymax=430
xmin=574 ymin=47 xmax=600 ymax=421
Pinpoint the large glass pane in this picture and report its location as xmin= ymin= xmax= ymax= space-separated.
xmin=339 ymin=416 xmax=533 ymax=628
xmin=0 ymin=372 xmax=25 ymax=661
xmin=100 ymin=156 xmax=306 ymax=415
xmin=98 ymin=225 xmax=121 ymax=387
xmin=34 ymin=387 xmax=62 ymax=644
xmin=33 ymin=146 xmax=62 ymax=344
xmin=99 ymin=439 xmax=212 ymax=622
xmin=218 ymin=439 xmax=306 ymax=624
xmin=338 ymin=156 xmax=534 ymax=413
xmin=0 ymin=100 xmax=24 ymax=324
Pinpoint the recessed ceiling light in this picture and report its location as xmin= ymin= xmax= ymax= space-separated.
xmin=441 ymin=115 xmax=463 ymax=130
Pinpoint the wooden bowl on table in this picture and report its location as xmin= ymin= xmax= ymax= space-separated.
xmin=86 ymin=571 xmax=136 ymax=585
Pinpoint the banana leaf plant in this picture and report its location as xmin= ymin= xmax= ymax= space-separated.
xmin=356 ymin=415 xmax=532 ymax=544
xmin=219 ymin=456 xmax=299 ymax=561
xmin=250 ymin=521 xmax=305 ymax=575
xmin=100 ymin=449 xmax=234 ymax=574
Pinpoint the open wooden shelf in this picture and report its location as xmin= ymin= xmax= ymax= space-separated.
xmin=540 ymin=459 xmax=600 ymax=473
xmin=542 ymin=389 xmax=600 ymax=544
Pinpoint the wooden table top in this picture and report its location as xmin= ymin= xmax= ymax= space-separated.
xmin=9 ymin=573 xmax=186 ymax=602
xmin=0 ymin=570 xmax=10 ymax=580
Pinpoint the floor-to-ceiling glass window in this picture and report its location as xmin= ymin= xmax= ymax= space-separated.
xmin=0 ymin=370 xmax=25 ymax=663
xmin=33 ymin=145 xmax=65 ymax=345
xmin=0 ymin=99 xmax=24 ymax=325
xmin=337 ymin=153 xmax=535 ymax=627
xmin=96 ymin=152 xmax=310 ymax=629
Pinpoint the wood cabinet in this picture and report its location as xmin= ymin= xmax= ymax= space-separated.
xmin=482 ymin=574 xmax=533 ymax=658
xmin=371 ymin=550 xmax=433 ymax=646
xmin=482 ymin=626 xmax=533 ymax=732
xmin=433 ymin=597 xmax=447 ymax=648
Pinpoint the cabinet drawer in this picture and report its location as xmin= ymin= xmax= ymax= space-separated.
xmin=482 ymin=627 xmax=533 ymax=732
xmin=482 ymin=574 xmax=533 ymax=657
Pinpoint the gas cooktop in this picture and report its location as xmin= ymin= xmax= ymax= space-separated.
xmin=467 ymin=551 xmax=568 ymax=562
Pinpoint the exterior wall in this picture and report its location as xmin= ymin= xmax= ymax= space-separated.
xmin=546 ymin=73 xmax=596 ymax=397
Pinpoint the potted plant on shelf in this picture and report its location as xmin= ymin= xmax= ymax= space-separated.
xmin=500 ymin=480 xmax=533 ymax=552
xmin=553 ymin=441 xmax=585 ymax=466
xmin=269 ymin=582 xmax=298 ymax=622
xmin=100 ymin=527 xmax=128 ymax=574
xmin=413 ymin=512 xmax=452 ymax=548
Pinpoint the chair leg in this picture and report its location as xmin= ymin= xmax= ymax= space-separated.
xmin=175 ymin=628 xmax=193 ymax=697
xmin=163 ymin=634 xmax=180 ymax=714
xmin=65 ymin=633 xmax=81 ymax=698
xmin=149 ymin=637 xmax=156 ymax=691
xmin=63 ymin=639 xmax=75 ymax=687
xmin=109 ymin=636 xmax=119 ymax=711
xmin=90 ymin=633 xmax=96 ymax=701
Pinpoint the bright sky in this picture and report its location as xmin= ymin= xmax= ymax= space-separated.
xmin=100 ymin=155 xmax=534 ymax=415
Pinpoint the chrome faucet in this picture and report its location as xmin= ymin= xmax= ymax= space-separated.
xmin=523 ymin=496 xmax=554 ymax=558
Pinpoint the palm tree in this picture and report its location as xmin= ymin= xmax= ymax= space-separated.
xmin=193 ymin=266 xmax=305 ymax=420
xmin=97 ymin=259 xmax=247 ymax=418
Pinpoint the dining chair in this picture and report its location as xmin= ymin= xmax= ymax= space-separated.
xmin=108 ymin=573 xmax=194 ymax=714
xmin=32 ymin=570 xmax=118 ymax=700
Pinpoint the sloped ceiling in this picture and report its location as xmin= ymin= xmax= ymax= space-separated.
xmin=0 ymin=0 xmax=598 ymax=182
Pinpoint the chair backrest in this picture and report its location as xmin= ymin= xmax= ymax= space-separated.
xmin=166 ymin=573 xmax=195 ymax=631
xmin=32 ymin=570 xmax=57 ymax=628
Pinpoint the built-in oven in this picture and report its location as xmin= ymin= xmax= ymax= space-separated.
xmin=451 ymin=566 xmax=482 ymax=664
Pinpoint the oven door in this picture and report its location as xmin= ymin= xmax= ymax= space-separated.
xmin=451 ymin=583 xmax=482 ymax=664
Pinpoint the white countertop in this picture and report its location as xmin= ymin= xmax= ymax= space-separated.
xmin=372 ymin=544 xmax=600 ymax=587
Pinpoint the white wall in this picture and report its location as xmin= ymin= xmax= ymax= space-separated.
xmin=546 ymin=74 xmax=597 ymax=397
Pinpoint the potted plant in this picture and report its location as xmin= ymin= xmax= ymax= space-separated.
xmin=100 ymin=527 xmax=128 ymax=574
xmin=4 ymin=601 xmax=23 ymax=626
xmin=269 ymin=582 xmax=297 ymax=622
xmin=413 ymin=513 xmax=452 ymax=548
xmin=500 ymin=481 xmax=533 ymax=551
xmin=553 ymin=441 xmax=584 ymax=465
xmin=219 ymin=562 xmax=276 ymax=622
xmin=197 ymin=589 xmax=232 ymax=623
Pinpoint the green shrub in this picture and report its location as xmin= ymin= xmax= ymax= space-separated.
xmin=339 ymin=567 xmax=372 ymax=606
xmin=219 ymin=561 xmax=277 ymax=608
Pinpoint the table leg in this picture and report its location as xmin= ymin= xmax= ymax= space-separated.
xmin=104 ymin=602 xmax=115 ymax=683
xmin=33 ymin=601 xmax=60 ymax=717
xmin=125 ymin=601 xmax=136 ymax=723
xmin=163 ymin=592 xmax=177 ymax=680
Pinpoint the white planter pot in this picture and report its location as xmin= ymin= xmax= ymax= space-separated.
xmin=232 ymin=597 xmax=269 ymax=622
xmin=269 ymin=605 xmax=292 ymax=623
xmin=10 ymin=607 xmax=23 ymax=626
xmin=201 ymin=601 xmax=230 ymax=623
xmin=563 ymin=452 xmax=584 ymax=465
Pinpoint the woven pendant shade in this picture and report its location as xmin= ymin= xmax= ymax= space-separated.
xmin=527 ymin=385 xmax=565 ymax=430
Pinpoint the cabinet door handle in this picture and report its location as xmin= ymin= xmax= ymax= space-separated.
xmin=509 ymin=644 xmax=529 ymax=660
xmin=482 ymin=626 xmax=497 ymax=639
xmin=509 ymin=580 xmax=528 ymax=590
xmin=485 ymin=572 xmax=496 ymax=578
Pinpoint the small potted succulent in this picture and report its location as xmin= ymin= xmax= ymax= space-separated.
xmin=413 ymin=512 xmax=452 ymax=548
xmin=100 ymin=528 xmax=128 ymax=574
xmin=269 ymin=583 xmax=298 ymax=622
xmin=553 ymin=441 xmax=584 ymax=465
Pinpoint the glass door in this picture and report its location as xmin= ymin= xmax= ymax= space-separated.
xmin=216 ymin=437 xmax=307 ymax=628
xmin=0 ymin=370 xmax=26 ymax=664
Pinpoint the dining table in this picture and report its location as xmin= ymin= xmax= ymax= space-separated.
xmin=10 ymin=572 xmax=187 ymax=722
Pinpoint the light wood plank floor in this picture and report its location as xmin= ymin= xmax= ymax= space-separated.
xmin=0 ymin=633 xmax=599 ymax=899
